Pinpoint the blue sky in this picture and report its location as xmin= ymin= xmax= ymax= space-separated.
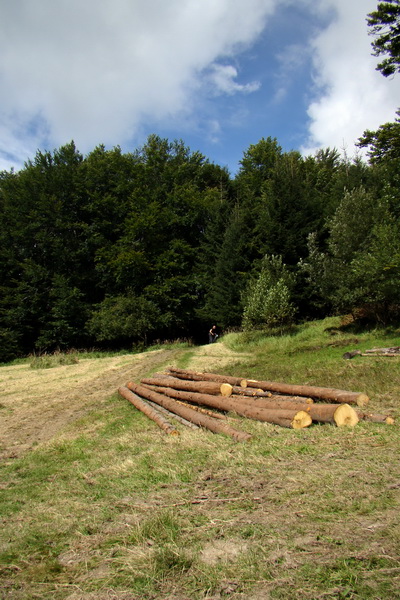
xmin=1 ymin=0 xmax=399 ymax=175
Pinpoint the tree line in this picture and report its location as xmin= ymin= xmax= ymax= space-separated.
xmin=0 ymin=1 xmax=399 ymax=362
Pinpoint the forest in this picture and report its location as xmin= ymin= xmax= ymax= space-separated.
xmin=1 ymin=2 xmax=399 ymax=363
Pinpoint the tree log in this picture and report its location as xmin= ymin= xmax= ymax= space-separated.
xmin=127 ymin=382 xmax=252 ymax=442
xmin=168 ymin=367 xmax=248 ymax=388
xmin=168 ymin=367 xmax=368 ymax=406
xmin=357 ymin=411 xmax=395 ymax=425
xmin=139 ymin=383 xmax=312 ymax=429
xmin=231 ymin=387 xmax=314 ymax=404
xmin=175 ymin=400 xmax=227 ymax=420
xmin=141 ymin=376 xmax=232 ymax=397
xmin=118 ymin=386 xmax=179 ymax=435
xmin=305 ymin=403 xmax=359 ymax=426
xmin=247 ymin=381 xmax=368 ymax=407
xmin=145 ymin=399 xmax=200 ymax=429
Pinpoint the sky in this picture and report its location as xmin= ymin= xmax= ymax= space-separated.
xmin=1 ymin=0 xmax=399 ymax=175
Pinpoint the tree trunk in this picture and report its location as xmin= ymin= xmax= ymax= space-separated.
xmin=145 ymin=399 xmax=200 ymax=429
xmin=175 ymin=400 xmax=227 ymax=420
xmin=118 ymin=386 xmax=179 ymax=435
xmin=246 ymin=380 xmax=368 ymax=407
xmin=139 ymin=383 xmax=312 ymax=429
xmin=305 ymin=403 xmax=359 ymax=426
xmin=168 ymin=367 xmax=248 ymax=388
xmin=127 ymin=382 xmax=252 ymax=442
xmin=357 ymin=411 xmax=395 ymax=424
xmin=167 ymin=367 xmax=368 ymax=406
xmin=141 ymin=376 xmax=232 ymax=397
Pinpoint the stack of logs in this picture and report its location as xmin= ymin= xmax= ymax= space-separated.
xmin=118 ymin=367 xmax=394 ymax=442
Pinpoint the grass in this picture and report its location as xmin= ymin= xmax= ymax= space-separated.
xmin=0 ymin=318 xmax=400 ymax=599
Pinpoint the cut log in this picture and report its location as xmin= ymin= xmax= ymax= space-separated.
xmin=118 ymin=386 xmax=179 ymax=435
xmin=141 ymin=376 xmax=232 ymax=397
xmin=357 ymin=411 xmax=395 ymax=425
xmin=244 ymin=379 xmax=369 ymax=407
xmin=145 ymin=399 xmax=200 ymax=429
xmin=139 ymin=383 xmax=312 ymax=429
xmin=305 ymin=403 xmax=359 ymax=426
xmin=127 ymin=382 xmax=252 ymax=442
xmin=231 ymin=387 xmax=313 ymax=404
xmin=175 ymin=400 xmax=227 ymax=420
xmin=221 ymin=383 xmax=233 ymax=397
xmin=168 ymin=367 xmax=368 ymax=406
xmin=168 ymin=367 xmax=248 ymax=388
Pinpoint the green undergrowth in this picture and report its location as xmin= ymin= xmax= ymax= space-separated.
xmin=1 ymin=318 xmax=400 ymax=599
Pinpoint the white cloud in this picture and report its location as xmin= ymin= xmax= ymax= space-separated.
xmin=208 ymin=64 xmax=261 ymax=95
xmin=0 ymin=0 xmax=276 ymax=170
xmin=301 ymin=0 xmax=400 ymax=157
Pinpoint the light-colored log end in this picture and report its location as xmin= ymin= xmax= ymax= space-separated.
xmin=334 ymin=404 xmax=359 ymax=426
xmin=356 ymin=393 xmax=370 ymax=408
xmin=240 ymin=379 xmax=248 ymax=388
xmin=220 ymin=383 xmax=233 ymax=397
xmin=292 ymin=410 xmax=312 ymax=429
xmin=385 ymin=417 xmax=395 ymax=425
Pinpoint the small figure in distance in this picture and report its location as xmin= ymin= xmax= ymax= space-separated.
xmin=208 ymin=325 xmax=218 ymax=344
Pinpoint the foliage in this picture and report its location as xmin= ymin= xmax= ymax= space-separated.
xmin=300 ymin=187 xmax=400 ymax=323
xmin=367 ymin=0 xmax=400 ymax=77
xmin=242 ymin=255 xmax=296 ymax=330
xmin=87 ymin=293 xmax=161 ymax=345
xmin=357 ymin=109 xmax=400 ymax=162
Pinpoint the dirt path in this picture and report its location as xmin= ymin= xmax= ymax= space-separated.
xmin=0 ymin=342 xmax=245 ymax=460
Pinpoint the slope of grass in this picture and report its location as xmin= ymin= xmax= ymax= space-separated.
xmin=0 ymin=319 xmax=399 ymax=600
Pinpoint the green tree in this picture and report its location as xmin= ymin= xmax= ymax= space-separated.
xmin=242 ymin=255 xmax=295 ymax=330
xmin=367 ymin=0 xmax=400 ymax=77
xmin=357 ymin=109 xmax=400 ymax=162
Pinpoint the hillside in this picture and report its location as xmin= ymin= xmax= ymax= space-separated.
xmin=1 ymin=321 xmax=400 ymax=599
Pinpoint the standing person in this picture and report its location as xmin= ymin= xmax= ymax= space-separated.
xmin=208 ymin=325 xmax=218 ymax=343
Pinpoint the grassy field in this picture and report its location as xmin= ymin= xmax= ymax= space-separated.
xmin=1 ymin=317 xmax=399 ymax=599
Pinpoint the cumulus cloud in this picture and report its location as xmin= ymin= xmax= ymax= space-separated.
xmin=301 ymin=0 xmax=400 ymax=157
xmin=208 ymin=64 xmax=261 ymax=95
xmin=0 ymin=0 xmax=276 ymax=170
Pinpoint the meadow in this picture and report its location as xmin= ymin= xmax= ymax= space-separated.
xmin=1 ymin=317 xmax=399 ymax=599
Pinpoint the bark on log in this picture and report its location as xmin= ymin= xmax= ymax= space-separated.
xmin=357 ymin=411 xmax=395 ymax=425
xmin=141 ymin=376 xmax=232 ymax=397
xmin=168 ymin=367 xmax=248 ymax=388
xmin=118 ymin=386 xmax=179 ymax=435
xmin=168 ymin=367 xmax=368 ymax=406
xmin=140 ymin=384 xmax=312 ymax=429
xmin=231 ymin=387 xmax=314 ymax=404
xmin=305 ymin=403 xmax=359 ymax=426
xmin=145 ymin=399 xmax=200 ymax=429
xmin=244 ymin=379 xmax=368 ymax=407
xmin=127 ymin=382 xmax=252 ymax=442
xmin=144 ymin=382 xmax=357 ymax=427
xmin=175 ymin=400 xmax=227 ymax=420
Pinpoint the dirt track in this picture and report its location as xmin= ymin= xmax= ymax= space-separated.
xmin=0 ymin=343 xmax=243 ymax=460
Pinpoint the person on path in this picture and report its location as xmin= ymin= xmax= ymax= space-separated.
xmin=208 ymin=325 xmax=218 ymax=344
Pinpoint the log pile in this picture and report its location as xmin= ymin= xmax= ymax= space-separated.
xmin=343 ymin=346 xmax=400 ymax=359
xmin=118 ymin=367 xmax=395 ymax=441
